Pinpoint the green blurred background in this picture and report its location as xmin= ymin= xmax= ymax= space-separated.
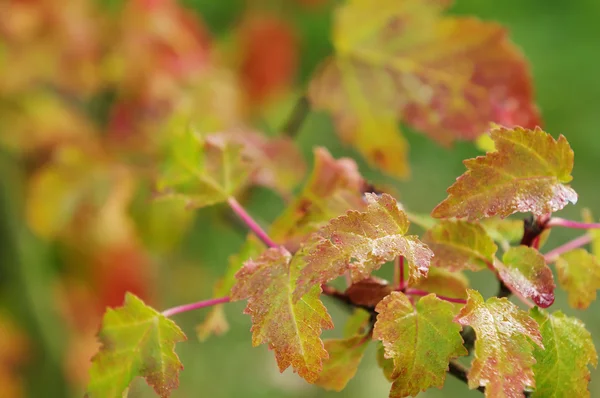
xmin=1 ymin=0 xmax=600 ymax=397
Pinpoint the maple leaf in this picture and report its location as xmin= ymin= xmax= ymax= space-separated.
xmin=308 ymin=0 xmax=540 ymax=178
xmin=555 ymin=249 xmax=600 ymax=309
xmin=480 ymin=217 xmax=524 ymax=250
xmin=454 ymin=289 xmax=543 ymax=396
xmin=230 ymin=247 xmax=333 ymax=383
xmin=373 ymin=292 xmax=467 ymax=397
xmin=530 ymin=308 xmax=598 ymax=398
xmin=315 ymin=335 xmax=369 ymax=391
xmin=157 ymin=130 xmax=251 ymax=208
xmin=495 ymin=246 xmax=555 ymax=308
xmin=344 ymin=276 xmax=393 ymax=308
xmin=432 ymin=126 xmax=577 ymax=220
xmin=343 ymin=308 xmax=372 ymax=338
xmin=269 ymin=147 xmax=367 ymax=250
xmin=294 ymin=193 xmax=433 ymax=300
xmin=86 ymin=293 xmax=186 ymax=398
xmin=423 ymin=220 xmax=497 ymax=271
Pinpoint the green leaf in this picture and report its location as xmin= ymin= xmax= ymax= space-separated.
xmin=496 ymin=246 xmax=555 ymax=308
xmin=86 ymin=293 xmax=186 ymax=398
xmin=422 ymin=220 xmax=497 ymax=271
xmin=480 ymin=217 xmax=524 ymax=249
xmin=309 ymin=0 xmax=540 ymax=177
xmin=315 ymin=335 xmax=369 ymax=391
xmin=454 ymin=289 xmax=543 ymax=396
xmin=230 ymin=247 xmax=334 ymax=382
xmin=373 ymin=292 xmax=467 ymax=397
xmin=530 ymin=308 xmax=598 ymax=398
xmin=157 ymin=130 xmax=251 ymax=208
xmin=555 ymin=249 xmax=600 ymax=309
xmin=432 ymin=126 xmax=577 ymax=221
xmin=269 ymin=147 xmax=366 ymax=250
xmin=295 ymin=193 xmax=433 ymax=300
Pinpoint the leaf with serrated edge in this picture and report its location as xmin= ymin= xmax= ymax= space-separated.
xmin=423 ymin=220 xmax=497 ymax=271
xmin=315 ymin=335 xmax=369 ymax=391
xmin=555 ymin=249 xmax=600 ymax=309
xmin=454 ymin=289 xmax=543 ymax=396
xmin=496 ymin=246 xmax=555 ymax=308
xmin=295 ymin=193 xmax=433 ymax=300
xmin=157 ymin=130 xmax=251 ymax=208
xmin=230 ymin=247 xmax=333 ymax=382
xmin=530 ymin=308 xmax=598 ymax=398
xmin=309 ymin=0 xmax=540 ymax=178
xmin=86 ymin=294 xmax=186 ymax=398
xmin=432 ymin=126 xmax=577 ymax=221
xmin=376 ymin=342 xmax=395 ymax=382
xmin=374 ymin=292 xmax=467 ymax=397
xmin=270 ymin=147 xmax=366 ymax=250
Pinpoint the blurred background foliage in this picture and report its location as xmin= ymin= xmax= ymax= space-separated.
xmin=0 ymin=0 xmax=599 ymax=397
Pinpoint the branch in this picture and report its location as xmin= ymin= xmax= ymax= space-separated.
xmin=544 ymin=233 xmax=592 ymax=263
xmin=162 ymin=296 xmax=230 ymax=317
xmin=394 ymin=256 xmax=405 ymax=291
xmin=227 ymin=197 xmax=277 ymax=248
xmin=281 ymin=95 xmax=310 ymax=138
xmin=547 ymin=217 xmax=600 ymax=230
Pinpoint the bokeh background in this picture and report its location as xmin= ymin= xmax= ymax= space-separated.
xmin=1 ymin=0 xmax=599 ymax=397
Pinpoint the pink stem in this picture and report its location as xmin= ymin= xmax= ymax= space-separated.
xmin=227 ymin=197 xmax=277 ymax=248
xmin=162 ymin=296 xmax=231 ymax=317
xmin=548 ymin=217 xmax=600 ymax=230
xmin=544 ymin=234 xmax=592 ymax=263
xmin=405 ymin=288 xmax=467 ymax=304
xmin=395 ymin=256 xmax=405 ymax=291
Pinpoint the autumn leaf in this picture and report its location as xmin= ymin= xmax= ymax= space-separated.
xmin=376 ymin=342 xmax=395 ymax=382
xmin=454 ymin=289 xmax=543 ymax=396
xmin=555 ymin=249 xmax=600 ymax=309
xmin=157 ymin=130 xmax=251 ymax=208
xmin=432 ymin=126 xmax=577 ymax=220
xmin=270 ymin=147 xmax=367 ymax=250
xmin=373 ymin=292 xmax=467 ymax=397
xmin=423 ymin=220 xmax=497 ymax=271
xmin=309 ymin=0 xmax=540 ymax=178
xmin=495 ymin=246 xmax=555 ymax=308
xmin=344 ymin=276 xmax=393 ymax=308
xmin=315 ymin=335 xmax=369 ymax=391
xmin=530 ymin=308 xmax=598 ymax=398
xmin=86 ymin=293 xmax=186 ymax=398
xmin=230 ymin=247 xmax=333 ymax=383
xmin=294 ymin=193 xmax=433 ymax=300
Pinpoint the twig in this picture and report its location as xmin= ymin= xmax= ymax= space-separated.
xmin=544 ymin=233 xmax=591 ymax=263
xmin=227 ymin=197 xmax=277 ymax=248
xmin=394 ymin=256 xmax=405 ymax=291
xmin=548 ymin=217 xmax=600 ymax=230
xmin=281 ymin=95 xmax=310 ymax=138
xmin=162 ymin=296 xmax=231 ymax=317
